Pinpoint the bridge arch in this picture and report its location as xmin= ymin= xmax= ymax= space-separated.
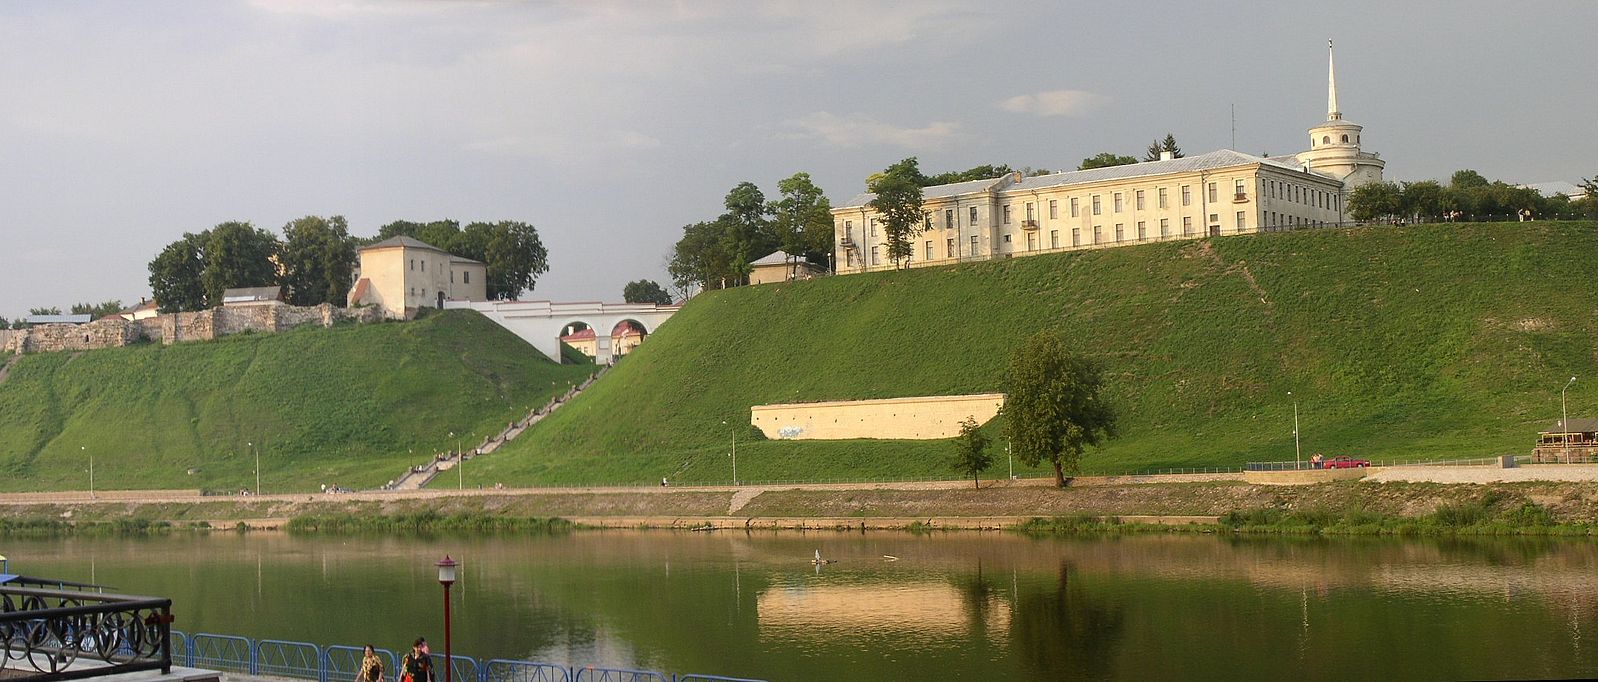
xmin=446 ymin=300 xmax=681 ymax=365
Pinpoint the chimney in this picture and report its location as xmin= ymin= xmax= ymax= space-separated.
xmin=1159 ymin=151 xmax=1174 ymax=162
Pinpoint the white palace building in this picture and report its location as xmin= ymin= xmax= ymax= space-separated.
xmin=831 ymin=42 xmax=1385 ymax=273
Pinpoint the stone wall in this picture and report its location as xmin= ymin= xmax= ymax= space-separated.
xmin=3 ymin=302 xmax=385 ymax=355
xmin=750 ymin=393 xmax=1007 ymax=440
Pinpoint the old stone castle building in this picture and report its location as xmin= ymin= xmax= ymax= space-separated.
xmin=831 ymin=42 xmax=1385 ymax=273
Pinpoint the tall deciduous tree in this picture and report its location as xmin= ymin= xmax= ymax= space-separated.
xmin=477 ymin=220 xmax=550 ymax=300
xmin=868 ymin=157 xmax=926 ymax=268
xmin=718 ymin=182 xmax=776 ymax=286
xmin=770 ymin=172 xmax=834 ymax=272
xmin=1348 ymin=181 xmax=1403 ymax=222
xmin=668 ymin=220 xmax=736 ymax=293
xmin=280 ymin=215 xmax=358 ymax=306
xmin=28 ymin=306 xmax=63 ymax=316
xmin=622 ymin=280 xmax=673 ymax=305
xmin=201 ymin=222 xmax=280 ymax=307
xmin=1003 ymin=330 xmax=1118 ymax=487
xmin=148 ymin=231 xmax=210 ymax=313
xmin=1079 ymin=153 xmax=1138 ymax=170
xmin=951 ymin=416 xmax=993 ymax=489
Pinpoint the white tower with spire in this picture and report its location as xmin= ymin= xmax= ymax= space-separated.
xmin=1296 ymin=40 xmax=1385 ymax=190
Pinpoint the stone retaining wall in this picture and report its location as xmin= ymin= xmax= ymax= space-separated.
xmin=1 ymin=302 xmax=383 ymax=355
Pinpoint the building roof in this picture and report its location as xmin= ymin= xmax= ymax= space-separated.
xmin=560 ymin=327 xmax=597 ymax=341
xmin=221 ymin=286 xmax=284 ymax=304
xmin=358 ymin=236 xmax=449 ymax=253
xmin=835 ymin=149 xmax=1329 ymax=210
xmin=1542 ymin=418 xmax=1598 ymax=434
xmin=1521 ymin=181 xmax=1586 ymax=199
xmin=753 ymin=250 xmax=816 ymax=267
xmin=25 ymin=314 xmax=93 ymax=325
xmin=450 ymin=255 xmax=485 ymax=265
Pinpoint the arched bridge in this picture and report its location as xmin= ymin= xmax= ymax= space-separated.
xmin=445 ymin=299 xmax=681 ymax=364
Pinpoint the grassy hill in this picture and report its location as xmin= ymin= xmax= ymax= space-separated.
xmin=0 ymin=311 xmax=592 ymax=492
xmin=467 ymin=221 xmax=1598 ymax=485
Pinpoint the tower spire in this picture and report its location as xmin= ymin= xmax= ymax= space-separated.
xmin=1327 ymin=39 xmax=1340 ymax=120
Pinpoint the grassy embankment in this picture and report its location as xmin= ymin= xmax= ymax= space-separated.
xmin=471 ymin=221 xmax=1598 ymax=485
xmin=0 ymin=311 xmax=592 ymax=492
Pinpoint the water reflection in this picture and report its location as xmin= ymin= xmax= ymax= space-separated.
xmin=8 ymin=532 xmax=1598 ymax=680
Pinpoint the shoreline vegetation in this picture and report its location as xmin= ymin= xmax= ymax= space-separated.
xmin=7 ymin=480 xmax=1598 ymax=538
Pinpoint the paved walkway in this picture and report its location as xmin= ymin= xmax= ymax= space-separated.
xmin=1366 ymin=463 xmax=1598 ymax=484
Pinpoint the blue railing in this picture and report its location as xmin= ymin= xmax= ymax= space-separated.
xmin=170 ymin=631 xmax=761 ymax=682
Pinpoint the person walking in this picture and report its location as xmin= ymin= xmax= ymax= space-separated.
xmin=401 ymin=638 xmax=434 ymax=682
xmin=358 ymin=645 xmax=384 ymax=682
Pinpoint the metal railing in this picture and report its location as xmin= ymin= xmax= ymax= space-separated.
xmin=0 ymin=585 xmax=173 ymax=682
xmin=168 ymin=631 xmax=762 ymax=682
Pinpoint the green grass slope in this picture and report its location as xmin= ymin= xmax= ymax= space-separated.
xmin=0 ymin=311 xmax=593 ymax=492
xmin=472 ymin=221 xmax=1598 ymax=485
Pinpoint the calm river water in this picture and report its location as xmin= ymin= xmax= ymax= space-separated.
xmin=8 ymin=531 xmax=1598 ymax=680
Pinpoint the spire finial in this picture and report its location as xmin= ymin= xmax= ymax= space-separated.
xmin=1327 ymin=39 xmax=1340 ymax=120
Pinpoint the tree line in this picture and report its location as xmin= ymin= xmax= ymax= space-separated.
xmin=146 ymin=217 xmax=549 ymax=313
xmin=1348 ymin=170 xmax=1598 ymax=223
xmin=666 ymin=173 xmax=833 ymax=294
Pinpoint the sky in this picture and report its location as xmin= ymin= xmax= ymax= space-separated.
xmin=2 ymin=0 xmax=1595 ymax=317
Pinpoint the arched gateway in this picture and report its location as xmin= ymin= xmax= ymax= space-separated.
xmin=445 ymin=300 xmax=680 ymax=365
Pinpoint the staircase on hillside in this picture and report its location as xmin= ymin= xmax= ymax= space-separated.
xmin=387 ymin=366 xmax=609 ymax=490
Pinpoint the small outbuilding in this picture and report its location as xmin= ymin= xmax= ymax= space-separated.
xmin=1534 ymin=418 xmax=1598 ymax=463
xmin=221 ymin=286 xmax=286 ymax=306
xmin=749 ymin=250 xmax=826 ymax=285
xmin=23 ymin=314 xmax=92 ymax=326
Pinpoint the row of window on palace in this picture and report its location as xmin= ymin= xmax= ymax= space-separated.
xmin=407 ymin=258 xmax=472 ymax=284
xmin=842 ymin=178 xmax=1340 ymax=242
xmin=843 ymin=208 xmax=1336 ymax=268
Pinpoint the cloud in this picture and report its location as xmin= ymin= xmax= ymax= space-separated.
xmin=997 ymin=90 xmax=1109 ymax=117
xmin=780 ymin=112 xmax=960 ymax=149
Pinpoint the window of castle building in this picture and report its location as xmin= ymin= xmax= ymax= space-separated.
xmin=1236 ymin=211 xmax=1246 ymax=230
xmin=1050 ymin=230 xmax=1060 ymax=249
xmin=945 ymin=209 xmax=954 ymax=229
xmin=1181 ymin=185 xmax=1192 ymax=206
xmin=1070 ymin=197 xmax=1079 ymax=217
xmin=1114 ymin=223 xmax=1123 ymax=242
xmin=1093 ymin=225 xmax=1102 ymax=244
xmin=1207 ymin=183 xmax=1217 ymax=203
xmin=969 ymin=206 xmax=978 ymax=225
xmin=970 ymin=235 xmax=979 ymax=256
xmin=946 ymin=238 xmax=955 ymax=258
xmin=1049 ymin=200 xmax=1058 ymax=219
xmin=869 ymin=218 xmax=877 ymax=237
xmin=1072 ymin=228 xmax=1080 ymax=247
xmin=1091 ymin=195 xmax=1101 ymax=215
xmin=1160 ymin=218 xmax=1170 ymax=237
xmin=1322 ymin=136 xmax=1330 ymax=145
xmin=1002 ymin=234 xmax=1011 ymax=244
xmin=1003 ymin=204 xmax=1012 ymax=225
xmin=1136 ymin=190 xmax=1145 ymax=210
xmin=1182 ymin=216 xmax=1193 ymax=236
xmin=1235 ymin=178 xmax=1246 ymax=197
xmin=925 ymin=241 xmax=933 ymax=260
xmin=1027 ymin=233 xmax=1037 ymax=251
xmin=464 ymin=271 xmax=470 ymax=284
xmin=1158 ymin=187 xmax=1168 ymax=208
xmin=1341 ymin=134 xmax=1349 ymax=143
xmin=870 ymin=246 xmax=879 ymax=265
xmin=1113 ymin=193 xmax=1123 ymax=213
xmin=1026 ymin=202 xmax=1034 ymax=222
xmin=409 ymin=259 xmax=415 ymax=271
xmin=1137 ymin=221 xmax=1147 ymax=241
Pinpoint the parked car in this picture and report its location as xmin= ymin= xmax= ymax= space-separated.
xmin=1324 ymin=455 xmax=1371 ymax=469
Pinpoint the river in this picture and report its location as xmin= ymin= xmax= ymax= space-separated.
xmin=7 ymin=531 xmax=1598 ymax=680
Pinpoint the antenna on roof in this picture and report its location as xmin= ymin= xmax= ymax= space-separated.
xmin=1230 ymin=104 xmax=1236 ymax=150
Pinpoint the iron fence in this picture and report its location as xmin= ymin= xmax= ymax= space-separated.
xmin=169 ymin=631 xmax=760 ymax=682
xmin=0 ymin=585 xmax=173 ymax=682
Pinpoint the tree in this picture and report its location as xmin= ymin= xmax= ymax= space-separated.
xmin=1449 ymin=169 xmax=1490 ymax=191
xmin=280 ymin=215 xmax=358 ymax=306
xmin=951 ymin=416 xmax=993 ymax=489
xmin=477 ymin=221 xmax=551 ymax=300
xmin=622 ymin=280 xmax=673 ymax=305
xmin=372 ymin=220 xmax=462 ymax=251
xmin=70 ymin=300 xmax=124 ymax=320
xmin=718 ymin=182 xmax=777 ymax=286
xmin=201 ymin=222 xmax=280 ymax=308
xmin=1143 ymin=134 xmax=1183 ymax=161
xmin=1078 ymin=153 xmax=1138 ymax=170
xmin=868 ymin=157 xmax=926 ymax=268
xmin=1348 ymin=181 xmax=1403 ymax=222
xmin=1399 ymin=180 xmax=1444 ymax=221
xmin=922 ymin=164 xmax=1002 ymax=186
xmin=148 ymin=232 xmax=210 ymax=313
xmin=28 ymin=306 xmax=62 ymax=316
xmin=770 ymin=172 xmax=834 ymax=271
xmin=668 ymin=220 xmax=736 ymax=292
xmin=1003 ymin=330 xmax=1118 ymax=487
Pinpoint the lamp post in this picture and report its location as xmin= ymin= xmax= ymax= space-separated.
xmin=1563 ymin=376 xmax=1577 ymax=463
xmin=250 ymin=442 xmax=258 ymax=495
xmin=1288 ymin=392 xmax=1301 ymax=469
xmin=84 ymin=446 xmax=93 ymax=499
xmin=721 ymin=420 xmax=737 ymax=485
xmin=436 ymin=556 xmax=458 ymax=682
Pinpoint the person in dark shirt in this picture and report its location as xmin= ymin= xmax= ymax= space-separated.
xmin=401 ymin=638 xmax=434 ymax=682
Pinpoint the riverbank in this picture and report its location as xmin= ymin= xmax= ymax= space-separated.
xmin=7 ymin=470 xmax=1598 ymax=536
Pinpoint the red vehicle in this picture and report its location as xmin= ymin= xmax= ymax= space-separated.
xmin=1324 ymin=455 xmax=1371 ymax=469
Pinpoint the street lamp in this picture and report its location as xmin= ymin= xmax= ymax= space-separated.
xmin=721 ymin=420 xmax=737 ymax=485
xmin=1288 ymin=391 xmax=1301 ymax=469
xmin=83 ymin=446 xmax=93 ymax=499
xmin=1563 ymin=376 xmax=1577 ymax=463
xmin=436 ymin=556 xmax=459 ymax=682
xmin=249 ymin=442 xmax=258 ymax=495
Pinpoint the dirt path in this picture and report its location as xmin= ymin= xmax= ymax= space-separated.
xmin=0 ymin=354 xmax=19 ymax=385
